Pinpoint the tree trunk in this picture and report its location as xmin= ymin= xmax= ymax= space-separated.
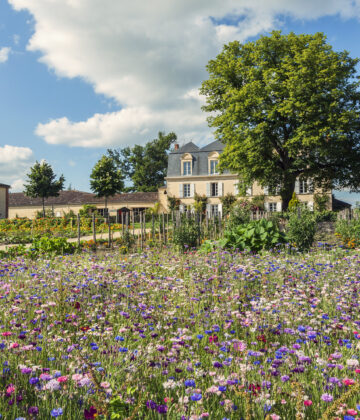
xmin=281 ymin=176 xmax=296 ymax=211
xmin=42 ymin=197 xmax=45 ymax=218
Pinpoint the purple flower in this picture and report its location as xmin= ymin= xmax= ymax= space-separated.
xmin=281 ymin=375 xmax=290 ymax=382
xmin=50 ymin=408 xmax=63 ymax=417
xmin=28 ymin=406 xmax=39 ymax=416
xmin=321 ymin=393 xmax=333 ymax=402
xmin=190 ymin=393 xmax=202 ymax=401
xmin=29 ymin=377 xmax=39 ymax=385
xmin=184 ymin=379 xmax=195 ymax=387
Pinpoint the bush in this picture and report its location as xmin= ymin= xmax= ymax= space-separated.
xmin=286 ymin=210 xmax=316 ymax=251
xmin=288 ymin=192 xmax=300 ymax=212
xmin=228 ymin=200 xmax=253 ymax=227
xmin=220 ymin=193 xmax=237 ymax=215
xmin=31 ymin=236 xmax=77 ymax=256
xmin=222 ymin=218 xmax=286 ymax=253
xmin=314 ymin=210 xmax=337 ymax=223
xmin=335 ymin=216 xmax=360 ymax=248
xmin=173 ymin=217 xmax=200 ymax=251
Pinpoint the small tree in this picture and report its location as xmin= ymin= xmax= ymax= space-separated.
xmin=193 ymin=193 xmax=208 ymax=214
xmin=167 ymin=195 xmax=180 ymax=211
xmin=90 ymin=155 xmax=125 ymax=211
xmin=24 ymin=161 xmax=65 ymax=217
xmin=220 ymin=193 xmax=237 ymax=215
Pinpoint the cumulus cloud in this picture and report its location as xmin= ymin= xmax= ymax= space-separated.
xmin=0 ymin=145 xmax=33 ymax=191
xmin=9 ymin=0 xmax=360 ymax=147
xmin=0 ymin=47 xmax=11 ymax=63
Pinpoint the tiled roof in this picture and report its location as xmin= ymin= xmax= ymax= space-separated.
xmin=0 ymin=183 xmax=10 ymax=188
xmin=173 ymin=142 xmax=199 ymax=154
xmin=9 ymin=190 xmax=158 ymax=207
xmin=199 ymin=140 xmax=224 ymax=152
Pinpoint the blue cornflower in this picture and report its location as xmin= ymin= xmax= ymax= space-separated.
xmin=50 ymin=408 xmax=63 ymax=417
xmin=190 ymin=393 xmax=202 ymax=401
xmin=184 ymin=379 xmax=195 ymax=387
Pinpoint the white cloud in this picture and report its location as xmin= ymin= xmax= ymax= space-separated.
xmin=9 ymin=0 xmax=360 ymax=147
xmin=0 ymin=145 xmax=33 ymax=191
xmin=0 ymin=47 xmax=11 ymax=63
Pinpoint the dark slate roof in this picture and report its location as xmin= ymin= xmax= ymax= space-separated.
xmin=332 ymin=197 xmax=352 ymax=211
xmin=173 ymin=142 xmax=199 ymax=154
xmin=9 ymin=190 xmax=158 ymax=207
xmin=167 ymin=140 xmax=228 ymax=177
xmin=200 ymin=140 xmax=224 ymax=152
xmin=0 ymin=183 xmax=10 ymax=188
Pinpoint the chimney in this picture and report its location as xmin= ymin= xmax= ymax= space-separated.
xmin=174 ymin=143 xmax=179 ymax=150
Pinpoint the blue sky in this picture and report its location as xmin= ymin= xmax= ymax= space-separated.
xmin=1 ymin=0 xmax=360 ymax=206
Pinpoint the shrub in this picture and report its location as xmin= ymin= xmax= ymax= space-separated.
xmin=335 ymin=216 xmax=360 ymax=248
xmin=251 ymin=194 xmax=265 ymax=211
xmin=288 ymin=192 xmax=300 ymax=212
xmin=31 ymin=236 xmax=76 ymax=256
xmin=223 ymin=218 xmax=286 ymax=253
xmin=228 ymin=200 xmax=253 ymax=227
xmin=220 ymin=193 xmax=237 ymax=215
xmin=193 ymin=193 xmax=208 ymax=214
xmin=173 ymin=217 xmax=200 ymax=251
xmin=314 ymin=193 xmax=330 ymax=212
xmin=286 ymin=210 xmax=316 ymax=251
xmin=167 ymin=195 xmax=180 ymax=211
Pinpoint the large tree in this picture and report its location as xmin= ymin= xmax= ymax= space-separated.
xmin=24 ymin=161 xmax=65 ymax=217
xmin=90 ymin=155 xmax=124 ymax=210
xmin=107 ymin=131 xmax=177 ymax=192
xmin=200 ymin=31 xmax=360 ymax=209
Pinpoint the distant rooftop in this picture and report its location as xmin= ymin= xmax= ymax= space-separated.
xmin=0 ymin=183 xmax=10 ymax=188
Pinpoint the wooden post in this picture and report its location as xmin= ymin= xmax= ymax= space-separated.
xmin=132 ymin=210 xmax=135 ymax=238
xmin=125 ymin=212 xmax=129 ymax=233
xmin=121 ymin=212 xmax=125 ymax=238
xmin=166 ymin=213 xmax=169 ymax=244
xmin=77 ymin=214 xmax=81 ymax=247
xmin=140 ymin=212 xmax=143 ymax=250
xmin=152 ymin=214 xmax=155 ymax=241
xmin=108 ymin=215 xmax=111 ymax=247
xmin=92 ymin=213 xmax=96 ymax=244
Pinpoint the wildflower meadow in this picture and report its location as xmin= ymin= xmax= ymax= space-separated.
xmin=1 ymin=245 xmax=360 ymax=419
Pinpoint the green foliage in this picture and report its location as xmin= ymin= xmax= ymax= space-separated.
xmin=146 ymin=202 xmax=160 ymax=216
xmin=167 ymin=195 xmax=180 ymax=211
xmin=35 ymin=208 xmax=54 ymax=219
xmin=201 ymin=31 xmax=360 ymax=209
xmin=193 ymin=193 xmax=207 ymax=214
xmin=173 ymin=217 xmax=200 ymax=251
xmin=288 ymin=192 xmax=300 ymax=212
xmin=228 ymin=199 xmax=253 ymax=227
xmin=335 ymin=214 xmax=360 ymax=248
xmin=251 ymin=194 xmax=265 ymax=211
xmin=31 ymin=236 xmax=76 ymax=256
xmin=314 ymin=193 xmax=330 ymax=212
xmin=24 ymin=161 xmax=65 ymax=217
xmin=90 ymin=155 xmax=124 ymax=208
xmin=314 ymin=210 xmax=337 ymax=223
xmin=220 ymin=193 xmax=237 ymax=215
xmin=107 ymin=131 xmax=177 ymax=192
xmin=223 ymin=219 xmax=286 ymax=252
xmin=79 ymin=204 xmax=99 ymax=217
xmin=286 ymin=211 xmax=316 ymax=251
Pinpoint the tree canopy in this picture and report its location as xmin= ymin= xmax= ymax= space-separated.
xmin=107 ymin=131 xmax=177 ymax=192
xmin=24 ymin=161 xmax=65 ymax=217
xmin=200 ymin=31 xmax=360 ymax=209
xmin=90 ymin=155 xmax=125 ymax=209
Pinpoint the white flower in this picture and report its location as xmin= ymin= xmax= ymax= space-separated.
xmin=346 ymin=359 xmax=359 ymax=367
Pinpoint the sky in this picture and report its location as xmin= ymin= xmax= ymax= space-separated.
xmin=1 ymin=0 xmax=360 ymax=205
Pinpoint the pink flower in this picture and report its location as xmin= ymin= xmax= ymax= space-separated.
xmin=304 ymin=400 xmax=312 ymax=406
xmin=2 ymin=331 xmax=12 ymax=336
xmin=347 ymin=409 xmax=357 ymax=416
xmin=270 ymin=415 xmax=280 ymax=420
xmin=100 ymin=381 xmax=110 ymax=389
xmin=355 ymin=369 xmax=360 ymax=374
xmin=72 ymin=374 xmax=83 ymax=381
xmin=6 ymin=385 xmax=15 ymax=394
xmin=233 ymin=341 xmax=246 ymax=352
xmin=57 ymin=376 xmax=68 ymax=383
xmin=342 ymin=378 xmax=355 ymax=386
xmin=10 ymin=342 xmax=19 ymax=348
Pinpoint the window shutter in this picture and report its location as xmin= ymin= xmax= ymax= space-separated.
xmin=295 ymin=180 xmax=300 ymax=194
xmin=234 ymin=181 xmax=239 ymax=195
xmin=218 ymin=182 xmax=223 ymax=197
xmin=206 ymin=183 xmax=210 ymax=197
xmin=218 ymin=203 xmax=222 ymax=217
xmin=308 ymin=179 xmax=314 ymax=193
xmin=263 ymin=186 xmax=269 ymax=195
xmin=190 ymin=184 xmax=195 ymax=198
xmin=206 ymin=203 xmax=211 ymax=217
xmin=264 ymin=202 xmax=269 ymax=211
xmin=308 ymin=201 xmax=314 ymax=211
xmin=277 ymin=201 xmax=282 ymax=212
xmin=246 ymin=186 xmax=252 ymax=196
xmin=179 ymin=204 xmax=184 ymax=213
xmin=179 ymin=184 xmax=183 ymax=198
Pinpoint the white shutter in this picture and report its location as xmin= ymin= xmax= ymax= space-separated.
xmin=206 ymin=183 xmax=210 ymax=197
xmin=218 ymin=182 xmax=223 ymax=197
xmin=277 ymin=201 xmax=282 ymax=212
xmin=179 ymin=184 xmax=183 ymax=198
xmin=234 ymin=181 xmax=239 ymax=195
xmin=190 ymin=184 xmax=195 ymax=198
xmin=264 ymin=202 xmax=269 ymax=211
xmin=308 ymin=201 xmax=314 ymax=211
xmin=206 ymin=204 xmax=211 ymax=217
xmin=218 ymin=203 xmax=222 ymax=218
xmin=308 ymin=179 xmax=314 ymax=193
xmin=294 ymin=180 xmax=300 ymax=194
xmin=263 ymin=186 xmax=269 ymax=195
xmin=179 ymin=204 xmax=185 ymax=213
xmin=246 ymin=186 xmax=252 ymax=196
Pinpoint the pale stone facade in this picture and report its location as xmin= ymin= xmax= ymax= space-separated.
xmin=162 ymin=141 xmax=332 ymax=214
xmin=0 ymin=184 xmax=10 ymax=219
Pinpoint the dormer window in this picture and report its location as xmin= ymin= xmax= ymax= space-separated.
xmin=183 ymin=161 xmax=191 ymax=175
xmin=210 ymin=160 xmax=219 ymax=174
xmin=181 ymin=153 xmax=193 ymax=176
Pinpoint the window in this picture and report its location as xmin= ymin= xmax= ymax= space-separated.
xmin=299 ymin=180 xmax=308 ymax=194
xmin=183 ymin=161 xmax=191 ymax=175
xmin=183 ymin=184 xmax=191 ymax=198
xmin=268 ymin=203 xmax=277 ymax=212
xmin=209 ymin=160 xmax=219 ymax=174
xmin=98 ymin=208 xmax=109 ymax=217
xmin=210 ymin=183 xmax=218 ymax=197
xmin=210 ymin=204 xmax=219 ymax=216
xmin=269 ymin=184 xmax=281 ymax=195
